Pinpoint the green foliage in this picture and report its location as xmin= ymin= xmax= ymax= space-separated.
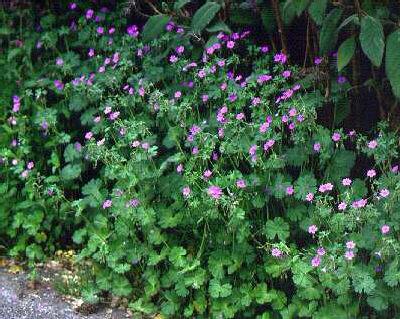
xmin=1 ymin=3 xmax=400 ymax=319
xmin=385 ymin=30 xmax=400 ymax=98
xmin=360 ymin=16 xmax=385 ymax=67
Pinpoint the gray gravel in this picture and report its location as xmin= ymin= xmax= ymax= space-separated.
xmin=0 ymin=268 xmax=128 ymax=319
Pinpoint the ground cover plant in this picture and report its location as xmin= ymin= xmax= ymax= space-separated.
xmin=1 ymin=1 xmax=400 ymax=318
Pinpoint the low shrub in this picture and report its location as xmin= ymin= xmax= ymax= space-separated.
xmin=1 ymin=3 xmax=400 ymax=318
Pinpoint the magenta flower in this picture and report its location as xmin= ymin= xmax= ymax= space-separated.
xmin=368 ymin=140 xmax=378 ymax=149
xmin=338 ymin=202 xmax=347 ymax=211
xmin=381 ymin=225 xmax=390 ymax=234
xmin=317 ymin=247 xmax=326 ymax=256
xmin=236 ymin=113 xmax=245 ymax=120
xmin=236 ymin=179 xmax=246 ymax=189
xmin=344 ymin=250 xmax=355 ymax=260
xmin=314 ymin=57 xmax=323 ymax=65
xmin=311 ymin=255 xmax=321 ymax=267
xmin=182 ymin=186 xmax=191 ymax=198
xmin=379 ymin=189 xmax=390 ymax=198
xmin=169 ymin=55 xmax=178 ymax=63
xmin=97 ymin=26 xmax=104 ymax=34
xmin=27 ymin=161 xmax=34 ymax=170
xmin=174 ymin=91 xmax=182 ymax=99
xmin=85 ymin=132 xmax=93 ymax=140
xmin=282 ymin=70 xmax=291 ymax=78
xmin=313 ymin=142 xmax=321 ymax=152
xmin=102 ymin=199 xmax=112 ymax=209
xmin=127 ymin=25 xmax=139 ymax=37
xmin=318 ymin=183 xmax=333 ymax=193
xmin=175 ymin=45 xmax=185 ymax=54
xmin=342 ymin=178 xmax=352 ymax=186
xmin=332 ymin=132 xmax=341 ymax=142
xmin=346 ymin=241 xmax=356 ymax=249
xmin=226 ymin=41 xmax=235 ymax=49
xmin=367 ymin=169 xmax=376 ymax=178
xmin=86 ymin=9 xmax=94 ymax=19
xmin=263 ymin=139 xmax=275 ymax=151
xmin=306 ymin=193 xmax=314 ymax=202
xmin=203 ymin=170 xmax=212 ymax=179
xmin=286 ymin=186 xmax=294 ymax=196
xmin=274 ymin=52 xmax=287 ymax=64
xmin=249 ymin=145 xmax=257 ymax=156
xmin=208 ymin=185 xmax=223 ymax=199
xmin=271 ymin=247 xmax=282 ymax=257
xmin=260 ymin=45 xmax=269 ymax=53
xmin=308 ymin=224 xmax=318 ymax=235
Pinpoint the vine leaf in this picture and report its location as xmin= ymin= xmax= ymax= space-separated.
xmin=385 ymin=30 xmax=400 ymax=98
xmin=360 ymin=16 xmax=384 ymax=67
xmin=337 ymin=36 xmax=356 ymax=71
xmin=142 ymin=15 xmax=171 ymax=43
xmin=191 ymin=2 xmax=221 ymax=34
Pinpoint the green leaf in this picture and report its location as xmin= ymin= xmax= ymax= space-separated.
xmin=61 ymin=164 xmax=81 ymax=181
xmin=385 ymin=30 xmax=400 ymax=98
xmin=265 ymin=217 xmax=290 ymax=241
xmin=206 ymin=21 xmax=231 ymax=34
xmin=338 ymin=14 xmax=359 ymax=31
xmin=325 ymin=149 xmax=355 ymax=182
xmin=334 ymin=97 xmax=350 ymax=125
xmin=209 ymin=278 xmax=232 ymax=298
xmin=319 ymin=8 xmax=343 ymax=55
xmin=112 ymin=275 xmax=133 ymax=296
xmin=174 ymin=0 xmax=191 ymax=11
xmin=191 ymin=2 xmax=221 ymax=34
xmin=353 ymin=272 xmax=376 ymax=294
xmin=308 ymin=0 xmax=327 ymax=25
xmin=360 ymin=16 xmax=384 ymax=67
xmin=337 ymin=36 xmax=356 ymax=71
xmin=142 ymin=15 xmax=170 ymax=43
xmin=64 ymin=144 xmax=81 ymax=162
xmin=261 ymin=6 xmax=276 ymax=33
xmin=384 ymin=260 xmax=400 ymax=287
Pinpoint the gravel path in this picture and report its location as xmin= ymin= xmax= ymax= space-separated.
xmin=0 ymin=268 xmax=128 ymax=319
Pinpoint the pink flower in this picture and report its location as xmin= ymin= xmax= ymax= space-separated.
xmin=271 ymin=248 xmax=282 ymax=257
xmin=249 ymin=145 xmax=257 ymax=156
xmin=169 ymin=55 xmax=178 ymax=63
xmin=174 ymin=91 xmax=182 ymax=99
xmin=85 ymin=132 xmax=93 ymax=140
xmin=203 ymin=170 xmax=212 ymax=179
xmin=308 ymin=224 xmax=318 ymax=235
xmin=131 ymin=140 xmax=140 ymax=148
xmin=226 ymin=41 xmax=235 ymax=49
xmin=85 ymin=9 xmax=94 ymax=19
xmin=338 ymin=202 xmax=347 ymax=211
xmin=368 ymin=140 xmax=378 ymax=149
xmin=126 ymin=198 xmax=140 ymax=208
xmin=318 ymin=183 xmax=333 ymax=193
xmin=102 ymin=199 xmax=112 ymax=209
xmin=263 ymin=139 xmax=275 ymax=151
xmin=313 ymin=142 xmax=321 ymax=152
xmin=311 ymin=255 xmax=321 ymax=267
xmin=208 ymin=185 xmax=223 ymax=199
xmin=306 ymin=193 xmax=314 ymax=202
xmin=342 ymin=178 xmax=352 ymax=186
xmin=346 ymin=241 xmax=356 ymax=249
xmin=332 ymin=132 xmax=341 ymax=142
xmin=175 ymin=45 xmax=185 ymax=54
xmin=367 ymin=169 xmax=376 ymax=178
xmin=379 ymin=189 xmax=390 ymax=198
xmin=282 ymin=70 xmax=291 ymax=78
xmin=381 ymin=225 xmax=390 ymax=234
xmin=236 ymin=179 xmax=246 ymax=188
xmin=182 ymin=186 xmax=191 ymax=198
xmin=344 ymin=250 xmax=355 ymax=260
xmin=236 ymin=113 xmax=245 ymax=120
xmin=27 ymin=161 xmax=34 ymax=170
xmin=286 ymin=186 xmax=294 ymax=196
xmin=176 ymin=164 xmax=184 ymax=174
xmin=317 ymin=247 xmax=326 ymax=256
xmin=97 ymin=138 xmax=105 ymax=146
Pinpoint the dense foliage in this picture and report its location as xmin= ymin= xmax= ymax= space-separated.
xmin=1 ymin=1 xmax=400 ymax=318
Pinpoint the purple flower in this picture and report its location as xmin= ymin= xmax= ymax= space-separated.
xmin=226 ymin=41 xmax=235 ymax=49
xmin=368 ymin=140 xmax=378 ymax=149
xmin=85 ymin=131 xmax=93 ymax=140
xmin=56 ymin=57 xmax=64 ymax=66
xmin=127 ymin=198 xmax=140 ymax=208
xmin=317 ymin=247 xmax=326 ymax=256
xmin=85 ymin=9 xmax=94 ymax=20
xmin=69 ymin=2 xmax=77 ymax=10
xmin=346 ymin=241 xmax=356 ymax=249
xmin=313 ymin=142 xmax=321 ymax=152
xmin=342 ymin=178 xmax=352 ymax=186
xmin=332 ymin=132 xmax=341 ymax=142
xmin=337 ymin=75 xmax=347 ymax=84
xmin=306 ymin=193 xmax=314 ymax=202
xmin=263 ymin=139 xmax=275 ymax=151
xmin=274 ymin=52 xmax=287 ymax=64
xmin=54 ymin=80 xmax=64 ymax=91
xmin=308 ymin=224 xmax=318 ymax=235
xmin=282 ymin=70 xmax=291 ymax=78
xmin=208 ymin=185 xmax=223 ymax=199
xmin=379 ymin=189 xmax=390 ymax=198
xmin=260 ymin=45 xmax=269 ymax=53
xmin=97 ymin=26 xmax=104 ymax=34
xmin=182 ymin=186 xmax=191 ymax=198
xmin=175 ymin=46 xmax=185 ymax=54
xmin=381 ymin=225 xmax=390 ymax=234
xmin=102 ymin=199 xmax=112 ymax=209
xmin=311 ymin=255 xmax=321 ymax=267
xmin=367 ymin=169 xmax=376 ymax=178
xmin=338 ymin=202 xmax=347 ymax=211
xmin=318 ymin=182 xmax=333 ymax=193
xmin=344 ymin=250 xmax=355 ymax=260
xmin=286 ymin=186 xmax=294 ymax=196
xmin=169 ymin=55 xmax=178 ymax=63
xmin=236 ymin=179 xmax=246 ymax=189
xmin=314 ymin=57 xmax=323 ymax=65
xmin=271 ymin=248 xmax=282 ymax=257
xmin=127 ymin=25 xmax=139 ymax=37
xmin=88 ymin=48 xmax=95 ymax=57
